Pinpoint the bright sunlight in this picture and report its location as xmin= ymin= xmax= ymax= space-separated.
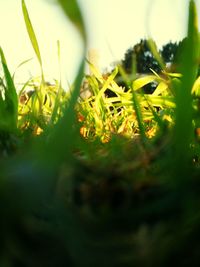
xmin=0 ymin=0 xmax=194 ymax=88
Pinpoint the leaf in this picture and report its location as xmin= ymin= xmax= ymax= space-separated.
xmin=21 ymin=0 xmax=43 ymax=70
xmin=140 ymin=95 xmax=175 ymax=109
xmin=96 ymin=67 xmax=118 ymax=101
xmin=152 ymin=81 xmax=168 ymax=96
xmin=86 ymin=60 xmax=103 ymax=83
xmin=132 ymin=75 xmax=157 ymax=91
xmin=94 ymin=67 xmax=118 ymax=118
xmin=131 ymin=89 xmax=147 ymax=144
xmin=58 ymin=0 xmax=86 ymax=43
xmin=0 ymin=47 xmax=18 ymax=130
xmin=12 ymin=57 xmax=33 ymax=80
xmin=172 ymin=0 xmax=200 ymax=181
xmin=44 ymin=59 xmax=85 ymax=166
xmin=147 ymin=39 xmax=165 ymax=70
xmin=130 ymin=51 xmax=147 ymax=144
xmin=192 ymin=76 xmax=200 ymax=96
xmin=32 ymin=0 xmax=87 ymax=168
xmin=118 ymin=64 xmax=133 ymax=87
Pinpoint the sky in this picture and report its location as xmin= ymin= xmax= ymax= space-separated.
xmin=0 ymin=0 xmax=197 ymax=89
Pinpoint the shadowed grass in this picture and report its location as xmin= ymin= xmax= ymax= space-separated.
xmin=172 ymin=0 xmax=200 ymax=181
xmin=0 ymin=47 xmax=18 ymax=132
xmin=1 ymin=1 xmax=200 ymax=266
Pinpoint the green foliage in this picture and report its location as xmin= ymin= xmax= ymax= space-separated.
xmin=117 ymin=39 xmax=182 ymax=94
xmin=1 ymin=0 xmax=200 ymax=266
xmin=0 ymin=48 xmax=18 ymax=132
xmin=22 ymin=0 xmax=44 ymax=81
xmin=57 ymin=0 xmax=87 ymax=43
xmin=161 ymin=41 xmax=179 ymax=64
xmin=18 ymin=78 xmax=68 ymax=134
xmin=172 ymin=0 xmax=200 ymax=181
xmin=122 ymin=39 xmax=180 ymax=75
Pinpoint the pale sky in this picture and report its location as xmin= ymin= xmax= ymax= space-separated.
xmin=0 ymin=0 xmax=197 ymax=89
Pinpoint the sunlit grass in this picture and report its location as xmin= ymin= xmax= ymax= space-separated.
xmin=1 ymin=0 xmax=200 ymax=266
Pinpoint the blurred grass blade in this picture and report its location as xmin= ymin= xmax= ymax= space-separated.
xmin=50 ymin=41 xmax=63 ymax=124
xmin=132 ymin=75 xmax=157 ymax=91
xmin=86 ymin=59 xmax=103 ymax=83
xmin=95 ymin=67 xmax=118 ymax=101
xmin=58 ymin=0 xmax=86 ymax=43
xmin=26 ymin=0 xmax=87 ymax=169
xmin=118 ymin=64 xmax=132 ymax=87
xmin=147 ymin=38 xmax=165 ymax=70
xmin=21 ymin=0 xmax=44 ymax=79
xmin=0 ymin=47 xmax=18 ymax=130
xmin=130 ymin=56 xmax=147 ymax=143
xmin=152 ymin=81 xmax=168 ymax=96
xmin=46 ymin=60 xmax=85 ymax=165
xmin=140 ymin=95 xmax=175 ymax=108
xmin=118 ymin=55 xmax=147 ymax=143
xmin=47 ymin=0 xmax=87 ymax=163
xmin=192 ymin=76 xmax=200 ymax=96
xmin=12 ymin=57 xmax=33 ymax=80
xmin=173 ymin=0 xmax=200 ymax=179
xmin=143 ymin=95 xmax=164 ymax=131
xmin=57 ymin=40 xmax=62 ymax=85
xmin=132 ymin=89 xmax=147 ymax=143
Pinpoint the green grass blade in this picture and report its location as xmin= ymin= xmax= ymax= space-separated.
xmin=95 ymin=67 xmax=118 ymax=102
xmin=118 ymin=58 xmax=148 ymax=143
xmin=152 ymin=81 xmax=169 ymax=96
xmin=50 ymin=41 xmax=63 ymax=124
xmin=57 ymin=40 xmax=62 ymax=84
xmin=132 ymin=75 xmax=157 ymax=91
xmin=0 ymin=47 xmax=18 ymax=130
xmin=12 ymin=57 xmax=33 ymax=80
xmin=144 ymin=97 xmax=164 ymax=129
xmin=24 ymin=0 xmax=86 ymax=168
xmin=118 ymin=64 xmax=132 ymax=87
xmin=86 ymin=59 xmax=103 ymax=83
xmin=172 ymin=0 xmax=200 ymax=179
xmin=192 ymin=76 xmax=200 ymax=96
xmin=58 ymin=0 xmax=86 ymax=43
xmin=21 ymin=0 xmax=44 ymax=79
xmin=44 ymin=59 xmax=85 ymax=165
xmin=140 ymin=95 xmax=175 ymax=109
xmin=147 ymin=38 xmax=165 ymax=70
xmin=46 ymin=0 xmax=87 ymax=164
xmin=129 ymin=57 xmax=147 ymax=143
xmin=132 ymin=89 xmax=147 ymax=143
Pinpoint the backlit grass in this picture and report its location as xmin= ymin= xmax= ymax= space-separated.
xmin=1 ymin=0 xmax=200 ymax=266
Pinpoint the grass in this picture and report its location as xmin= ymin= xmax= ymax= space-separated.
xmin=1 ymin=0 xmax=200 ymax=266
